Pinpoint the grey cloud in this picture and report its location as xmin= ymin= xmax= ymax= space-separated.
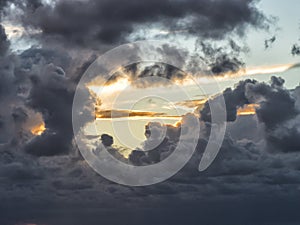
xmin=129 ymin=122 xmax=178 ymax=166
xmin=195 ymin=40 xmax=247 ymax=75
xmin=227 ymin=114 xmax=265 ymax=142
xmin=19 ymin=0 xmax=270 ymax=47
xmin=0 ymin=24 xmax=9 ymax=55
xmin=292 ymin=44 xmax=300 ymax=56
xmin=1 ymin=1 xmax=300 ymax=225
xmin=201 ymin=76 xmax=300 ymax=153
xmin=101 ymin=134 xmax=113 ymax=147
xmin=245 ymin=76 xmax=298 ymax=129
xmin=104 ymin=62 xmax=187 ymax=89
xmin=200 ymin=79 xmax=257 ymax=122
xmin=264 ymin=36 xmax=276 ymax=49
xmin=22 ymin=55 xmax=75 ymax=156
xmin=0 ymin=26 xmax=92 ymax=155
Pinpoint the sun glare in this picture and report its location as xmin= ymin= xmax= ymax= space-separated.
xmin=237 ymin=104 xmax=259 ymax=116
xmin=31 ymin=122 xmax=46 ymax=136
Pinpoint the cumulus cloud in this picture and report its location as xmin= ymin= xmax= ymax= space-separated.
xmin=201 ymin=79 xmax=257 ymax=122
xmin=246 ymin=77 xmax=298 ymax=128
xmin=201 ymin=76 xmax=300 ymax=153
xmin=0 ymin=26 xmax=92 ymax=155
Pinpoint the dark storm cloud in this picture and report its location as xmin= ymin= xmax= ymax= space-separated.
xmin=201 ymin=79 xmax=257 ymax=122
xmin=246 ymin=76 xmax=298 ymax=129
xmin=0 ymin=24 xmax=9 ymax=54
xmin=226 ymin=115 xmax=264 ymax=142
xmin=135 ymin=63 xmax=186 ymax=85
xmin=201 ymin=76 xmax=300 ymax=153
xmin=2 ymin=77 xmax=300 ymax=225
xmin=0 ymin=0 xmax=15 ymax=13
xmin=0 ymin=0 xmax=42 ymax=16
xmin=20 ymin=0 xmax=270 ymax=46
xmin=0 ymin=26 xmax=25 ymax=144
xmin=261 ymin=84 xmax=300 ymax=153
xmin=0 ymin=25 xmax=90 ymax=155
xmin=3 ymin=0 xmax=272 ymax=79
xmin=201 ymin=76 xmax=299 ymax=127
xmin=210 ymin=55 xmax=244 ymax=75
xmin=19 ymin=47 xmax=72 ymax=69
xmin=2 ymin=1 xmax=300 ymax=225
xmin=102 ymin=62 xmax=188 ymax=88
xmin=0 ymin=17 xmax=101 ymax=155
xmin=100 ymin=134 xmax=113 ymax=147
xmin=22 ymin=51 xmax=75 ymax=156
xmin=10 ymin=0 xmax=269 ymax=79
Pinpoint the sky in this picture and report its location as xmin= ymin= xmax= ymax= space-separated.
xmin=240 ymin=0 xmax=300 ymax=87
xmin=1 ymin=0 xmax=300 ymax=225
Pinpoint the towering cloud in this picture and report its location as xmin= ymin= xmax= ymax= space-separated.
xmin=200 ymin=79 xmax=257 ymax=122
xmin=200 ymin=76 xmax=300 ymax=153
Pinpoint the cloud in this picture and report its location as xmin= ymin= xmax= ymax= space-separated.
xmin=121 ymin=62 xmax=188 ymax=88
xmin=176 ymin=99 xmax=207 ymax=108
xmin=201 ymin=76 xmax=300 ymax=153
xmin=264 ymin=36 xmax=276 ymax=49
xmin=20 ymin=53 xmax=74 ymax=156
xmin=2 ymin=1 xmax=300 ymax=225
xmin=292 ymin=44 xmax=300 ymax=56
xmin=96 ymin=109 xmax=167 ymax=119
xmin=0 ymin=24 xmax=9 ymax=55
xmin=200 ymin=79 xmax=257 ymax=122
xmin=1 ymin=76 xmax=300 ymax=224
xmin=194 ymin=40 xmax=247 ymax=75
xmin=100 ymin=133 xmax=113 ymax=147
xmin=0 ymin=26 xmax=92 ymax=155
xmin=18 ymin=0 xmax=270 ymax=47
xmin=129 ymin=124 xmax=178 ymax=165
xmin=245 ymin=76 xmax=298 ymax=129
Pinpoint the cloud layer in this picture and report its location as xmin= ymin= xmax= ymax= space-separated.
xmin=1 ymin=1 xmax=300 ymax=225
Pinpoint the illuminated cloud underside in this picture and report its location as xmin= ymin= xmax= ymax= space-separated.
xmin=237 ymin=104 xmax=259 ymax=116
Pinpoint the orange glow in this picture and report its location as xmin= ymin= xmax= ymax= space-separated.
xmin=88 ymin=77 xmax=130 ymax=95
xmin=237 ymin=104 xmax=259 ymax=116
xmin=173 ymin=121 xmax=182 ymax=127
xmin=176 ymin=99 xmax=207 ymax=108
xmin=31 ymin=122 xmax=46 ymax=136
xmin=245 ymin=64 xmax=297 ymax=76
xmin=95 ymin=109 xmax=167 ymax=119
xmin=96 ymin=115 xmax=182 ymax=121
xmin=218 ymin=63 xmax=300 ymax=79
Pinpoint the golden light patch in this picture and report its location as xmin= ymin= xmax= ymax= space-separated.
xmin=30 ymin=122 xmax=46 ymax=136
xmin=237 ymin=104 xmax=259 ymax=116
xmin=23 ymin=110 xmax=46 ymax=136
xmin=88 ymin=77 xmax=130 ymax=95
xmin=95 ymin=109 xmax=167 ymax=119
xmin=176 ymin=99 xmax=207 ymax=108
